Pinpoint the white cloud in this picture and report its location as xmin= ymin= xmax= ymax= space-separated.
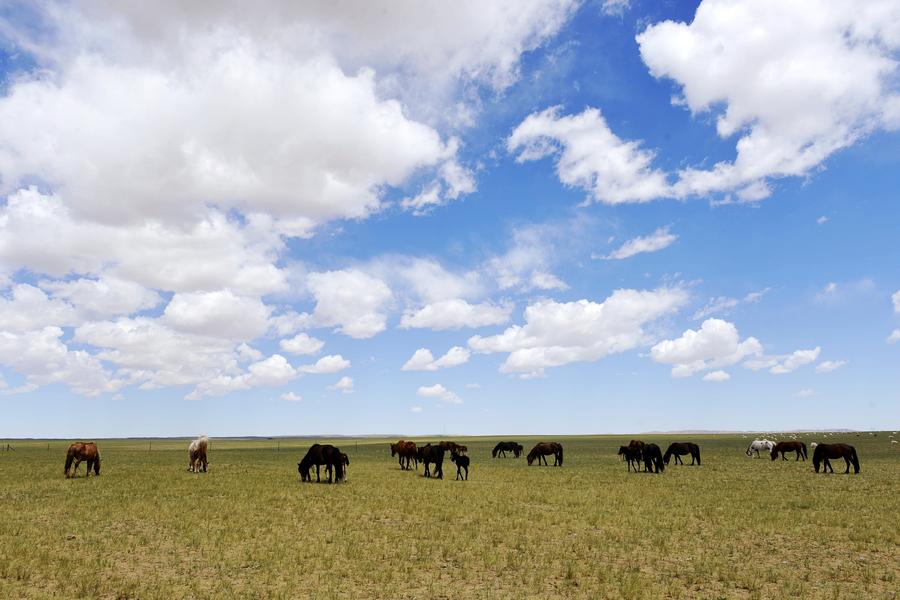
xmin=307 ymin=270 xmax=392 ymax=339
xmin=40 ymin=276 xmax=161 ymax=320
xmin=795 ymin=389 xmax=816 ymax=398
xmin=329 ymin=376 xmax=354 ymax=394
xmin=402 ymin=346 xmax=470 ymax=371
xmin=417 ymin=383 xmax=462 ymax=404
xmin=162 ymin=290 xmax=271 ymax=340
xmin=888 ymin=329 xmax=900 ymax=344
xmin=487 ymin=222 xmax=571 ymax=291
xmin=769 ymin=347 xmax=821 ymax=375
xmin=692 ymin=289 xmax=770 ymax=320
xmin=893 ymin=290 xmax=900 ymax=313
xmin=817 ymin=216 xmax=830 ymax=225
xmin=410 ymin=405 xmax=423 ymax=413
xmin=599 ymin=226 xmax=677 ymax=260
xmin=280 ymin=391 xmax=302 ymax=402
xmin=400 ymin=299 xmax=512 ymax=330
xmin=815 ymin=360 xmax=847 ymax=373
xmin=508 ymin=106 xmax=670 ymax=205
xmin=650 ymin=318 xmax=763 ymax=378
xmin=0 ymin=284 xmax=79 ymax=333
xmin=279 ymin=333 xmax=325 ymax=356
xmin=638 ymin=0 xmax=900 ymax=201
xmin=185 ymin=353 xmax=300 ymax=399
xmin=823 ymin=282 xmax=838 ymax=294
xmin=601 ymin=0 xmax=631 ymax=16
xmin=471 ymin=287 xmax=689 ymax=376
xmin=702 ymin=370 xmax=730 ymax=382
xmin=299 ymin=354 xmax=351 ymax=375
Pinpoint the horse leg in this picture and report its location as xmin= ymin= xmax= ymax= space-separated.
xmin=464 ymin=465 xmax=468 ymax=480
xmin=73 ymin=458 xmax=81 ymax=477
xmin=843 ymin=456 xmax=851 ymax=474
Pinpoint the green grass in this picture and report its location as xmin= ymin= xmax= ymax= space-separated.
xmin=1 ymin=434 xmax=897 ymax=599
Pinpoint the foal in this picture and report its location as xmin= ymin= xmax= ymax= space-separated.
xmin=450 ymin=450 xmax=469 ymax=480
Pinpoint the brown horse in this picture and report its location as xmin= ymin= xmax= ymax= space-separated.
xmin=813 ymin=443 xmax=859 ymax=474
xmin=664 ymin=442 xmax=701 ymax=465
xmin=492 ymin=441 xmax=523 ymax=458
xmin=770 ymin=441 xmax=807 ymax=461
xmin=64 ymin=442 xmax=101 ymax=478
xmin=618 ymin=446 xmax=642 ymax=472
xmin=390 ymin=440 xmax=418 ymax=470
xmin=642 ymin=443 xmax=665 ymax=473
xmin=298 ymin=444 xmax=345 ymax=483
xmin=527 ymin=442 xmax=563 ymax=466
xmin=417 ymin=443 xmax=445 ymax=479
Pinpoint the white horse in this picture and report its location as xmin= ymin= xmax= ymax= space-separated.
xmin=188 ymin=435 xmax=209 ymax=472
xmin=746 ymin=439 xmax=775 ymax=457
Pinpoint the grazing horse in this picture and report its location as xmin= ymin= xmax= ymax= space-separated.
xmin=188 ymin=435 xmax=209 ymax=472
xmin=770 ymin=441 xmax=807 ymax=461
xmin=618 ymin=446 xmax=642 ymax=472
xmin=492 ymin=441 xmax=523 ymax=458
xmin=450 ymin=450 xmax=470 ymax=480
xmin=64 ymin=442 xmax=101 ymax=478
xmin=664 ymin=442 xmax=701 ymax=466
xmin=298 ymin=444 xmax=345 ymax=483
xmin=390 ymin=440 xmax=418 ymax=470
xmin=642 ymin=443 xmax=665 ymax=473
xmin=527 ymin=442 xmax=563 ymax=466
xmin=813 ymin=443 xmax=860 ymax=474
xmin=746 ymin=439 xmax=775 ymax=458
xmin=417 ymin=443 xmax=445 ymax=479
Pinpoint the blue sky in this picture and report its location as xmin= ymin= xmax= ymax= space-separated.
xmin=1 ymin=0 xmax=898 ymax=437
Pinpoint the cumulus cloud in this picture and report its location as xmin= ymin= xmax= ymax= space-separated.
xmin=470 ymin=287 xmax=688 ymax=377
xmin=638 ymin=0 xmax=900 ymax=201
xmin=400 ymin=299 xmax=512 ymax=330
xmin=279 ymin=333 xmax=325 ymax=356
xmin=417 ymin=383 xmax=462 ymax=404
xmin=40 ymin=276 xmax=161 ymax=320
xmin=599 ymin=226 xmax=677 ymax=260
xmin=487 ymin=222 xmax=571 ymax=292
xmin=702 ymin=370 xmax=730 ymax=382
xmin=650 ymin=318 xmax=763 ymax=378
xmin=402 ymin=346 xmax=471 ymax=371
xmin=744 ymin=347 xmax=821 ymax=374
xmin=508 ymin=106 xmax=670 ymax=205
xmin=893 ymin=290 xmax=900 ymax=313
xmin=299 ymin=354 xmax=351 ymax=375
xmin=329 ymin=376 xmax=354 ymax=394
xmin=888 ymin=330 xmax=900 ymax=344
xmin=280 ymin=391 xmax=302 ymax=402
xmin=0 ymin=284 xmax=80 ymax=333
xmin=162 ymin=290 xmax=271 ymax=340
xmin=817 ymin=216 xmax=830 ymax=225
xmin=307 ymin=270 xmax=392 ymax=339
xmin=186 ymin=353 xmax=299 ymax=399
xmin=815 ymin=360 xmax=847 ymax=373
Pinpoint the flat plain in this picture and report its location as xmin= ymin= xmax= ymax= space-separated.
xmin=0 ymin=434 xmax=897 ymax=599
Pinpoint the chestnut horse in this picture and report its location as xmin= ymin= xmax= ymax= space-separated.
xmin=813 ymin=443 xmax=859 ymax=474
xmin=390 ymin=440 xmax=418 ymax=470
xmin=642 ymin=443 xmax=665 ymax=473
xmin=770 ymin=441 xmax=807 ymax=461
xmin=188 ymin=435 xmax=208 ymax=472
xmin=664 ymin=442 xmax=701 ymax=466
xmin=492 ymin=441 xmax=523 ymax=458
xmin=64 ymin=442 xmax=101 ymax=478
xmin=527 ymin=442 xmax=563 ymax=466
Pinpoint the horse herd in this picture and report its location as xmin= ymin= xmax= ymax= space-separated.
xmin=61 ymin=435 xmax=862 ymax=481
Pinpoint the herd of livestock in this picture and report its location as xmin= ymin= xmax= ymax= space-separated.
xmin=61 ymin=435 xmax=865 ymax=482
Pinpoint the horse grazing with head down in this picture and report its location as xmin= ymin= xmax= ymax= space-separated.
xmin=65 ymin=442 xmax=101 ymax=478
xmin=746 ymin=439 xmax=774 ymax=458
xmin=813 ymin=443 xmax=859 ymax=474
xmin=642 ymin=443 xmax=665 ymax=473
xmin=770 ymin=441 xmax=807 ymax=461
xmin=527 ymin=442 xmax=563 ymax=466
xmin=417 ymin=443 xmax=445 ymax=479
xmin=618 ymin=446 xmax=642 ymax=472
xmin=664 ymin=442 xmax=701 ymax=466
xmin=188 ymin=435 xmax=209 ymax=472
xmin=298 ymin=444 xmax=345 ymax=483
xmin=492 ymin=441 xmax=523 ymax=458
xmin=390 ymin=440 xmax=418 ymax=470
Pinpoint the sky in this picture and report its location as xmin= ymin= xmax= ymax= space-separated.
xmin=1 ymin=0 xmax=899 ymax=437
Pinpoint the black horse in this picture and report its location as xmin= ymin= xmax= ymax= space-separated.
xmin=417 ymin=443 xmax=445 ymax=479
xmin=298 ymin=444 xmax=345 ymax=483
xmin=663 ymin=442 xmax=701 ymax=466
xmin=813 ymin=443 xmax=860 ymax=474
xmin=642 ymin=443 xmax=665 ymax=473
xmin=618 ymin=445 xmax=642 ymax=472
xmin=451 ymin=450 xmax=469 ymax=480
xmin=492 ymin=441 xmax=523 ymax=458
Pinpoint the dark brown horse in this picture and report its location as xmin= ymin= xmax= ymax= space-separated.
xmin=664 ymin=442 xmax=701 ymax=465
xmin=64 ymin=442 xmax=101 ymax=478
xmin=390 ymin=440 xmax=418 ymax=470
xmin=813 ymin=443 xmax=859 ymax=474
xmin=618 ymin=446 xmax=642 ymax=472
xmin=642 ymin=443 xmax=665 ymax=473
xmin=492 ymin=441 xmax=523 ymax=458
xmin=417 ymin=443 xmax=445 ymax=479
xmin=770 ymin=441 xmax=807 ymax=461
xmin=298 ymin=444 xmax=345 ymax=483
xmin=527 ymin=442 xmax=563 ymax=466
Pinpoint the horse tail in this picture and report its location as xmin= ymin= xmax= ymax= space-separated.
xmin=695 ymin=445 xmax=701 ymax=466
xmin=801 ymin=442 xmax=807 ymax=460
xmin=849 ymin=446 xmax=860 ymax=473
xmin=746 ymin=443 xmax=753 ymax=457
xmin=557 ymin=446 xmax=564 ymax=466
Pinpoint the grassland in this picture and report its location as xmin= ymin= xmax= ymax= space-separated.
xmin=0 ymin=433 xmax=897 ymax=599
